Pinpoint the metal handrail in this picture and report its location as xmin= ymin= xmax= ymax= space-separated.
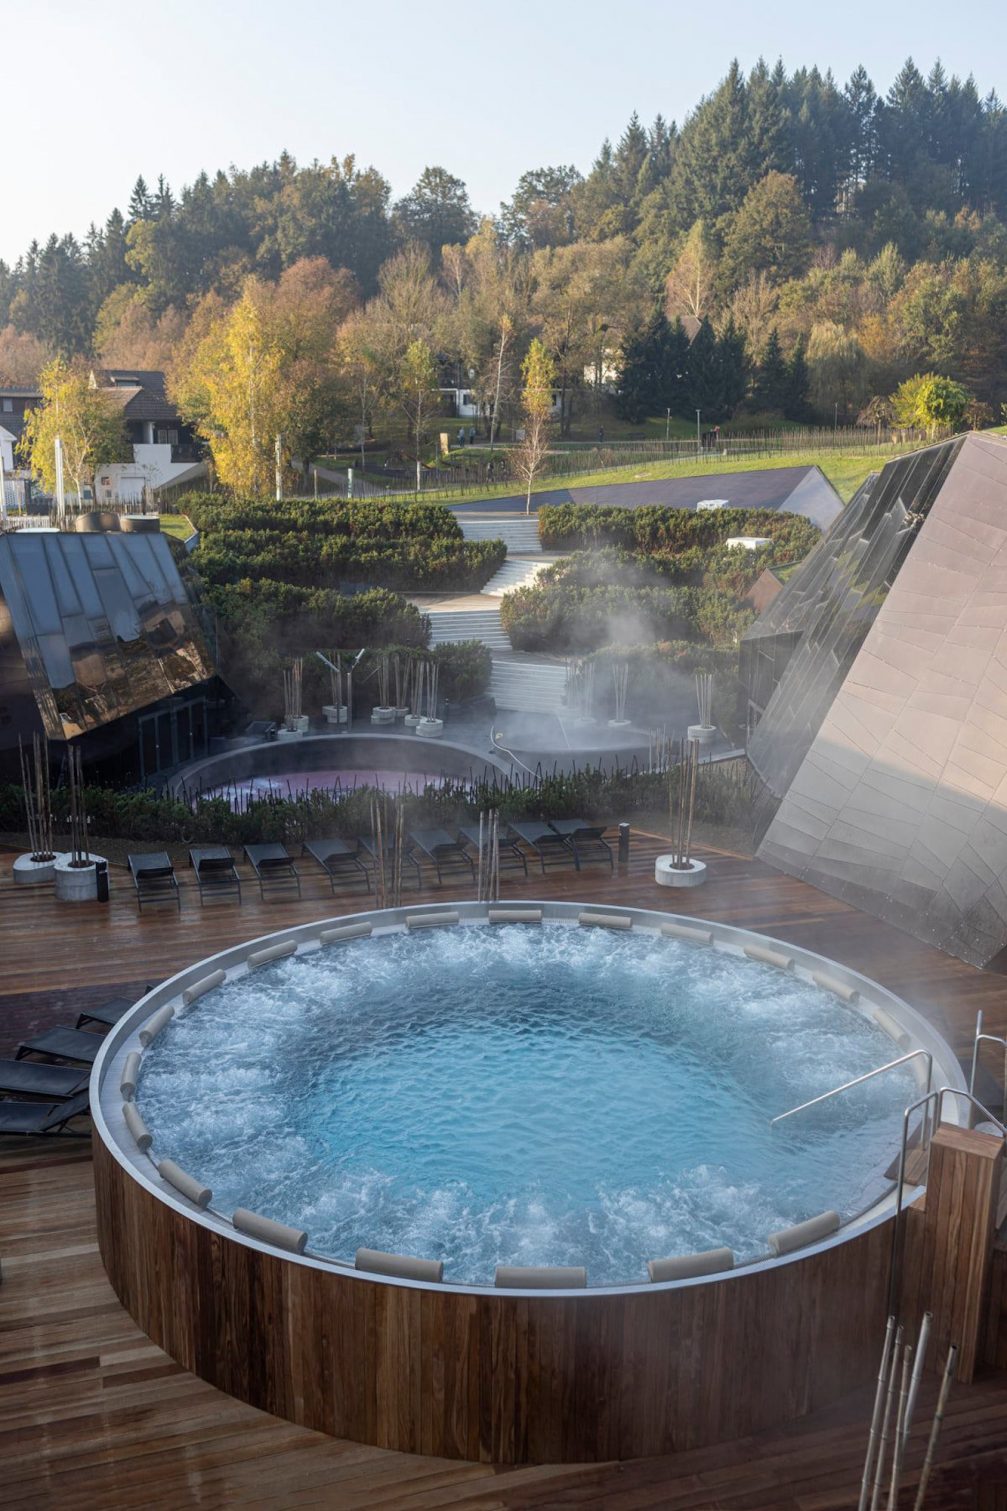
xmin=770 ymin=1050 xmax=933 ymax=1127
xmin=887 ymin=1086 xmax=1006 ymax=1317
xmin=968 ymin=1008 xmax=1007 ymax=1098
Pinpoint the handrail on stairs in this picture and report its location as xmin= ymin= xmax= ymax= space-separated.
xmin=887 ymin=1086 xmax=1006 ymax=1317
xmin=969 ymin=1008 xmax=1007 ymax=1099
xmin=770 ymin=1050 xmax=933 ymax=1127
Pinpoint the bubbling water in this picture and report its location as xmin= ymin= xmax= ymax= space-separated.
xmin=137 ymin=924 xmax=915 ymax=1285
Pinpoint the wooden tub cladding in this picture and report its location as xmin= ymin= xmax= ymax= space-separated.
xmin=93 ymin=1132 xmax=891 ymax=1464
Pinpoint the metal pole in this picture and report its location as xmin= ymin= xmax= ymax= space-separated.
xmin=274 ymin=434 xmax=282 ymax=502
xmin=870 ymin=1324 xmax=903 ymax=1511
xmin=886 ymin=1343 xmax=912 ymax=1510
xmin=55 ymin=435 xmax=65 ymax=519
xmin=912 ymin=1344 xmax=957 ymax=1511
xmin=695 ymin=410 xmax=701 ymax=453
xmin=858 ymin=1314 xmax=896 ymax=1511
xmin=902 ymin=1312 xmax=931 ymax=1451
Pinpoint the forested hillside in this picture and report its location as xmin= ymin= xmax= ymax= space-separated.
xmin=2 ymin=56 xmax=1005 ymax=447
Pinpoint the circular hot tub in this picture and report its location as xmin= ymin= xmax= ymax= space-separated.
xmin=91 ymin=903 xmax=963 ymax=1463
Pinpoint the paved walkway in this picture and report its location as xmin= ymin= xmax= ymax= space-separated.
xmin=450 ymin=465 xmax=843 ymax=527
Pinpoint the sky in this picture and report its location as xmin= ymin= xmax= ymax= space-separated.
xmin=2 ymin=0 xmax=1005 ymax=264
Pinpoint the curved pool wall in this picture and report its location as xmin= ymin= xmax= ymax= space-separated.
xmin=170 ymin=733 xmax=511 ymax=798
xmin=91 ymin=902 xmax=964 ymax=1464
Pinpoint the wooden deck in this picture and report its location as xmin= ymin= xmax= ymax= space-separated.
xmin=2 ymin=832 xmax=1006 ymax=1506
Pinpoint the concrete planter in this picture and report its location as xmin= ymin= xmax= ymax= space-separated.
xmin=284 ymin=714 xmax=310 ymax=734
xmin=608 ymin=719 xmax=633 ymax=729
xmin=13 ymin=851 xmax=62 ymax=886
xmin=276 ymin=727 xmax=305 ymax=742
xmin=404 ymin=713 xmax=423 ymax=729
xmin=371 ymin=707 xmax=396 ymax=725
xmin=54 ymin=853 xmax=106 ymax=902
xmin=654 ymin=856 xmax=707 ymax=888
xmin=688 ymin=724 xmax=717 ymax=746
xmin=394 ymin=707 xmax=411 ymax=720
xmin=416 ymin=718 xmax=444 ymax=739
xmin=322 ymin=705 xmax=348 ymax=725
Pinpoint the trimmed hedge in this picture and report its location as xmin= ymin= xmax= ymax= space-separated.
xmin=179 ymin=493 xmax=506 ymax=594
xmin=196 ymin=532 xmax=505 ymax=593
xmin=180 ymin=493 xmax=466 ymax=541
xmin=537 ymin=503 xmax=820 ymax=563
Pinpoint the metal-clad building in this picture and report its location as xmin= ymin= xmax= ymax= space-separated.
xmin=743 ymin=432 xmax=1007 ymax=967
xmin=0 ymin=527 xmax=218 ymax=781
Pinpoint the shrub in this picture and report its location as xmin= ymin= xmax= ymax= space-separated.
xmin=0 ymin=757 xmax=757 ymax=848
xmin=537 ymin=502 xmax=819 ymax=564
xmin=179 ymin=492 xmax=506 ymax=594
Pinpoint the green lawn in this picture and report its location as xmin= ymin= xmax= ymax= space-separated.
xmin=160 ymin=514 xmax=195 ymax=541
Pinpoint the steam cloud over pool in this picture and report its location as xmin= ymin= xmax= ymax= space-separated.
xmin=138 ymin=924 xmax=914 ymax=1285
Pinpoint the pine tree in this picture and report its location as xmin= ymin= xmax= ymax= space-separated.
xmin=128 ymin=175 xmax=153 ymax=222
xmin=754 ymin=327 xmax=788 ymax=411
xmin=783 ymin=334 xmax=811 ymax=420
xmin=615 ymin=317 xmax=659 ymax=422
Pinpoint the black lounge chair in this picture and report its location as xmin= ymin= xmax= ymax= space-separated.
xmin=547 ymin=819 xmax=613 ymax=872
xmin=0 ymin=1059 xmax=89 ymax=1099
xmin=189 ymin=846 xmax=242 ymax=906
xmin=14 ymin=1027 xmax=104 ymax=1065
xmin=75 ymin=997 xmax=132 ymax=1030
xmin=244 ymin=843 xmax=302 ymax=900
xmin=509 ymin=820 xmax=575 ymax=874
xmin=360 ymin=834 xmax=422 ymax=889
xmin=408 ymin=827 xmax=476 ymax=887
xmin=0 ymin=1090 xmax=91 ymax=1137
xmin=302 ymin=838 xmax=371 ymax=893
xmin=128 ymin=851 xmax=181 ymax=912
xmin=458 ymin=823 xmax=528 ymax=877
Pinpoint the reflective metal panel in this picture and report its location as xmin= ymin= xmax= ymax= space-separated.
xmin=0 ymin=531 xmax=215 ymax=741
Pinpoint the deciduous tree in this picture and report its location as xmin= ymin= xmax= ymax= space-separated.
xmin=514 ymin=338 xmax=556 ymax=514
xmin=20 ymin=357 xmax=128 ymax=499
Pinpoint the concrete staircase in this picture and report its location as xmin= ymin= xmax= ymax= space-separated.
xmin=490 ymin=653 xmax=568 ymax=713
xmin=480 ymin=556 xmax=552 ymax=596
xmin=459 ymin=517 xmax=541 ymax=553
xmin=426 ymin=606 xmax=510 ymax=650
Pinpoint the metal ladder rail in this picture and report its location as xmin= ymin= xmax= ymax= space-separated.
xmin=888 ymin=1086 xmax=1007 ymax=1318
xmin=969 ymin=1008 xmax=1007 ymax=1100
xmin=769 ymin=1050 xmax=934 ymax=1127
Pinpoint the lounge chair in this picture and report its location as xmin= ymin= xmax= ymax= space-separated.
xmin=75 ymin=997 xmax=132 ymax=1030
xmin=547 ymin=819 xmax=613 ymax=872
xmin=244 ymin=843 xmax=302 ymax=900
xmin=360 ymin=834 xmax=422 ymax=889
xmin=458 ymin=823 xmax=528 ymax=877
xmin=189 ymin=846 xmax=242 ymax=906
xmin=14 ymin=1027 xmax=104 ymax=1065
xmin=302 ymin=838 xmax=371 ymax=893
xmin=509 ymin=820 xmax=576 ymax=874
xmin=0 ymin=1060 xmax=89 ymax=1099
xmin=128 ymin=851 xmax=181 ymax=912
xmin=0 ymin=1090 xmax=91 ymax=1137
xmin=408 ymin=828 xmax=476 ymax=887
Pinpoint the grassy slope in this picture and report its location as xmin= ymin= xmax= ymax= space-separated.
xmin=160 ymin=514 xmax=195 ymax=541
